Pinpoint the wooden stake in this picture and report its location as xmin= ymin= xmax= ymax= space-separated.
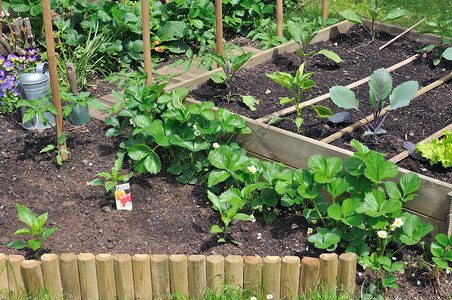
xmin=7 ymin=255 xmax=25 ymax=299
xmin=244 ymin=256 xmax=262 ymax=293
xmin=206 ymin=255 xmax=224 ymax=296
xmin=319 ymin=253 xmax=338 ymax=291
xmin=141 ymin=0 xmax=152 ymax=86
xmin=276 ymin=0 xmax=283 ymax=38
xmin=41 ymin=0 xmax=68 ymax=160
xmin=77 ymin=253 xmax=98 ymax=300
xmin=379 ymin=18 xmax=427 ymax=51
xmin=322 ymin=0 xmax=329 ymax=22
xmin=132 ymin=254 xmax=152 ymax=300
xmin=59 ymin=253 xmax=81 ymax=300
xmin=0 ymin=254 xmax=8 ymax=295
xmin=41 ymin=254 xmax=63 ymax=298
xmin=20 ymin=260 xmax=44 ymax=298
xmin=114 ymin=254 xmax=134 ymax=300
xmin=215 ymin=0 xmax=223 ymax=56
xmin=225 ymin=255 xmax=243 ymax=290
xmin=445 ymin=191 xmax=452 ymax=237
xmin=188 ymin=255 xmax=206 ymax=299
xmin=263 ymin=256 xmax=281 ymax=300
xmin=281 ymin=256 xmax=300 ymax=299
xmin=338 ymin=253 xmax=357 ymax=295
xmin=95 ymin=254 xmax=116 ymax=300
xmin=169 ymin=255 xmax=188 ymax=297
xmin=299 ymin=257 xmax=320 ymax=297
xmin=150 ymin=254 xmax=170 ymax=300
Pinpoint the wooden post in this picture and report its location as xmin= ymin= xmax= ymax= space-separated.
xmin=150 ymin=254 xmax=170 ymax=300
xmin=188 ymin=255 xmax=206 ymax=299
xmin=322 ymin=0 xmax=328 ymax=22
xmin=215 ymin=0 xmax=223 ymax=56
xmin=169 ymin=255 xmax=188 ymax=296
xmin=20 ymin=260 xmax=44 ymax=298
xmin=225 ymin=255 xmax=243 ymax=290
xmin=41 ymin=0 xmax=68 ymax=160
xmin=0 ymin=2 xmax=2 ymax=39
xmin=281 ymin=256 xmax=300 ymax=299
xmin=114 ymin=254 xmax=134 ymax=300
xmin=141 ymin=0 xmax=152 ymax=86
xmin=244 ymin=256 xmax=262 ymax=293
xmin=41 ymin=254 xmax=63 ymax=298
xmin=338 ymin=253 xmax=357 ymax=295
xmin=0 ymin=254 xmax=8 ymax=295
xmin=60 ymin=253 xmax=81 ymax=300
xmin=206 ymin=255 xmax=224 ymax=296
xmin=319 ymin=253 xmax=338 ymax=291
xmin=446 ymin=191 xmax=452 ymax=236
xmin=7 ymin=255 xmax=25 ymax=299
xmin=95 ymin=254 xmax=116 ymax=300
xmin=132 ymin=254 xmax=152 ymax=300
xmin=276 ymin=0 xmax=283 ymax=38
xmin=299 ymin=257 xmax=320 ymax=297
xmin=77 ymin=253 xmax=98 ymax=300
xmin=263 ymin=256 xmax=281 ymax=300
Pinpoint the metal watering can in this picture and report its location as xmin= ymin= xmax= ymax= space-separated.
xmin=19 ymin=62 xmax=56 ymax=130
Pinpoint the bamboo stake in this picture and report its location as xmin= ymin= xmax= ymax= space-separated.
xmin=20 ymin=260 xmax=44 ymax=298
xmin=132 ymin=254 xmax=152 ymax=300
xmin=188 ymin=255 xmax=206 ymax=299
xmin=379 ymin=18 xmax=427 ymax=51
xmin=206 ymin=255 xmax=224 ymax=296
xmin=319 ymin=253 xmax=338 ymax=290
xmin=299 ymin=257 xmax=320 ymax=297
xmin=95 ymin=254 xmax=116 ymax=300
xmin=256 ymin=54 xmax=419 ymax=123
xmin=169 ymin=255 xmax=188 ymax=297
xmin=41 ymin=254 xmax=63 ymax=298
xmin=281 ymin=256 xmax=300 ymax=300
xmin=141 ymin=0 xmax=152 ymax=86
xmin=321 ymin=71 xmax=452 ymax=144
xmin=225 ymin=255 xmax=243 ymax=290
xmin=244 ymin=256 xmax=262 ymax=293
xmin=7 ymin=255 xmax=25 ymax=299
xmin=389 ymin=123 xmax=452 ymax=163
xmin=276 ymin=0 xmax=283 ymax=38
xmin=41 ymin=0 xmax=68 ymax=160
xmin=77 ymin=253 xmax=98 ymax=300
xmin=60 ymin=253 xmax=81 ymax=300
xmin=150 ymin=254 xmax=170 ymax=300
xmin=322 ymin=0 xmax=329 ymax=22
xmin=446 ymin=191 xmax=452 ymax=236
xmin=0 ymin=254 xmax=7 ymax=295
xmin=338 ymin=253 xmax=357 ymax=295
xmin=263 ymin=256 xmax=281 ymax=300
xmin=215 ymin=0 xmax=223 ymax=56
xmin=114 ymin=254 xmax=134 ymax=300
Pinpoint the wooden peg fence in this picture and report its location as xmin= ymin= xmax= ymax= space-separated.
xmin=0 ymin=252 xmax=357 ymax=300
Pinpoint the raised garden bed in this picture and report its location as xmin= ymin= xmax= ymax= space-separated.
xmin=164 ymin=20 xmax=452 ymax=239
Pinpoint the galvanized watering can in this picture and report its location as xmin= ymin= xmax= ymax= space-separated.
xmin=19 ymin=62 xmax=56 ymax=130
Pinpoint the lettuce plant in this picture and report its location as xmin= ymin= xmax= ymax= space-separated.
xmin=416 ymin=130 xmax=452 ymax=168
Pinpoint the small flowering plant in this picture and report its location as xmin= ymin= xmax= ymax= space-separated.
xmin=0 ymin=49 xmax=41 ymax=113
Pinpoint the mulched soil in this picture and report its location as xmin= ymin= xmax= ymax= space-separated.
xmin=191 ymin=25 xmax=452 ymax=184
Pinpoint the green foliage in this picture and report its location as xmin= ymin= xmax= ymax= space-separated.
xmin=7 ymin=204 xmax=57 ymax=259
xmin=418 ymin=17 xmax=452 ymax=65
xmin=266 ymin=63 xmax=332 ymax=132
xmin=61 ymin=91 xmax=107 ymax=120
xmin=416 ymin=130 xmax=452 ymax=168
xmin=246 ymin=18 xmax=286 ymax=50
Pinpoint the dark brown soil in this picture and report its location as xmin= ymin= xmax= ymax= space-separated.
xmin=191 ymin=25 xmax=452 ymax=184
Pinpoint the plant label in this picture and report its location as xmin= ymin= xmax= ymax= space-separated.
xmin=115 ymin=183 xmax=132 ymax=211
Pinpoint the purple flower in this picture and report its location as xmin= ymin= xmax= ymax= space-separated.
xmin=13 ymin=89 xmax=19 ymax=96
xmin=7 ymin=54 xmax=18 ymax=62
xmin=3 ymin=61 xmax=14 ymax=71
xmin=0 ymin=57 xmax=4 ymax=64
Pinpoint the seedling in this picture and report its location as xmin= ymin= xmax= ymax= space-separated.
xmin=417 ymin=17 xmax=452 ymax=65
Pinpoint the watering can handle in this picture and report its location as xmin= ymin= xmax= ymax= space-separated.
xmin=65 ymin=62 xmax=78 ymax=96
xmin=36 ymin=62 xmax=48 ymax=74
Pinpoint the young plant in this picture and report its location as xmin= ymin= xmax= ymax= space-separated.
xmin=89 ymin=152 xmax=134 ymax=195
xmin=61 ymin=91 xmax=107 ymax=120
xmin=7 ymin=204 xmax=58 ymax=259
xmin=417 ymin=17 xmax=452 ymax=65
xmin=329 ymin=68 xmax=418 ymax=143
xmin=340 ymin=0 xmax=411 ymax=40
xmin=415 ymin=129 xmax=452 ymax=168
xmin=246 ymin=18 xmax=286 ymax=50
xmin=266 ymin=62 xmax=333 ymax=132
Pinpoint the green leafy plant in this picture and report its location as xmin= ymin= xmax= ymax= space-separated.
xmin=415 ymin=130 xmax=452 ymax=168
xmin=246 ymin=18 xmax=286 ymax=50
xmin=266 ymin=62 xmax=333 ymax=132
xmin=7 ymin=204 xmax=58 ymax=259
xmin=340 ymin=0 xmax=411 ymax=40
xmin=417 ymin=17 xmax=452 ymax=65
xmin=61 ymin=91 xmax=107 ymax=120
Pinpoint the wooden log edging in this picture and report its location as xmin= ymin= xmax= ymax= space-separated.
xmin=0 ymin=253 xmax=357 ymax=299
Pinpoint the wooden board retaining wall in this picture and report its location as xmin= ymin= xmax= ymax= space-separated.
xmin=0 ymin=252 xmax=357 ymax=300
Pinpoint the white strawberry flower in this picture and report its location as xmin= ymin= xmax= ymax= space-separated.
xmin=212 ymin=142 xmax=220 ymax=149
xmin=392 ymin=217 xmax=403 ymax=228
xmin=247 ymin=165 xmax=257 ymax=174
xmin=377 ymin=230 xmax=388 ymax=239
